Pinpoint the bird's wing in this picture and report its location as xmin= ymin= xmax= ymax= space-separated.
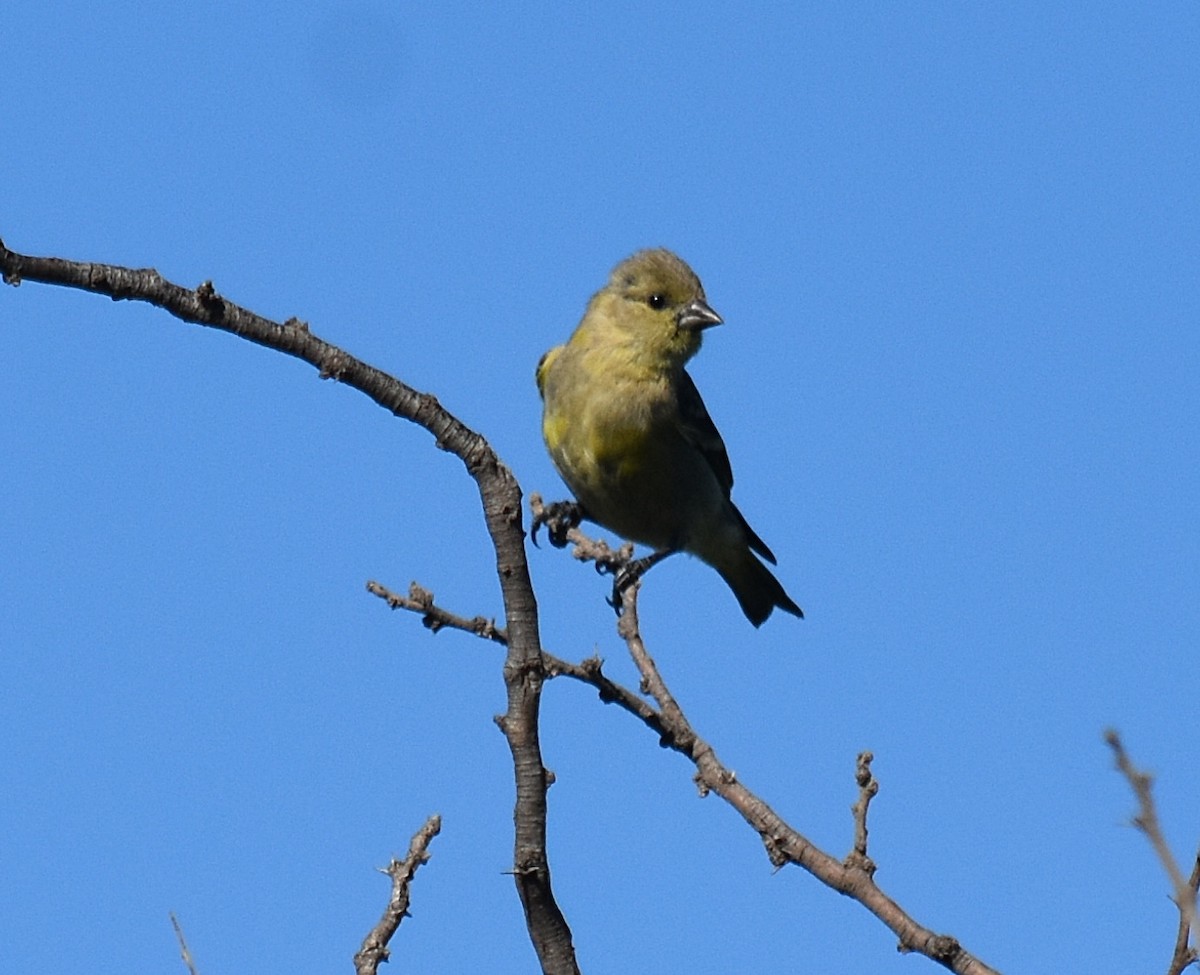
xmin=677 ymin=368 xmax=734 ymax=496
xmin=677 ymin=369 xmax=778 ymax=565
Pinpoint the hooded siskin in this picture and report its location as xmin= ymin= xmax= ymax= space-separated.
xmin=536 ymin=248 xmax=802 ymax=626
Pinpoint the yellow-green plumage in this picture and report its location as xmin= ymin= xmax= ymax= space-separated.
xmin=537 ymin=248 xmax=803 ymax=626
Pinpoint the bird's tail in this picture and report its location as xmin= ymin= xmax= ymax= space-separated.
xmin=718 ymin=553 xmax=804 ymax=627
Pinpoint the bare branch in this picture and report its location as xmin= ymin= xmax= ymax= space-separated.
xmin=169 ymin=912 xmax=201 ymax=975
xmin=353 ymin=814 xmax=442 ymax=975
xmin=368 ymin=580 xmax=508 ymax=644
xmin=0 ymin=240 xmax=579 ymax=975
xmin=847 ymin=751 xmax=880 ymax=875
xmin=1105 ymin=730 xmax=1198 ymax=974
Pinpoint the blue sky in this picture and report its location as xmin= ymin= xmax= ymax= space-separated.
xmin=2 ymin=3 xmax=1197 ymax=973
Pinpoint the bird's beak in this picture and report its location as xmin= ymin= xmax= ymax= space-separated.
xmin=678 ymin=299 xmax=723 ymax=331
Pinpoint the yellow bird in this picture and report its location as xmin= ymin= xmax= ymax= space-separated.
xmin=536 ymin=249 xmax=802 ymax=626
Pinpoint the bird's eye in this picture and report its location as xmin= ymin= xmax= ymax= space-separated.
xmin=647 ymin=293 xmax=666 ymax=310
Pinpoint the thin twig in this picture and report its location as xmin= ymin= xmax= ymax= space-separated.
xmin=847 ymin=751 xmax=879 ymax=875
xmin=353 ymin=814 xmax=443 ymax=975
xmin=169 ymin=912 xmax=201 ymax=975
xmin=1105 ymin=730 xmax=1198 ymax=974
xmin=367 ymin=580 xmax=508 ymax=644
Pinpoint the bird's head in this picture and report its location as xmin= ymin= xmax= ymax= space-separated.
xmin=592 ymin=248 xmax=723 ymax=368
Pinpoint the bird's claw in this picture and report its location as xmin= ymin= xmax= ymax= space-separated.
xmin=530 ymin=500 xmax=584 ymax=549
xmin=604 ymin=559 xmax=643 ymax=612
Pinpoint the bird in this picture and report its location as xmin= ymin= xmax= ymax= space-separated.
xmin=535 ymin=248 xmax=802 ymax=626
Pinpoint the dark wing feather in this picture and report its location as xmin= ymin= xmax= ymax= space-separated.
xmin=677 ymin=369 xmax=733 ymax=495
xmin=677 ymin=370 xmax=778 ymax=565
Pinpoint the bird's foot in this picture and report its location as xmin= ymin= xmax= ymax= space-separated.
xmin=604 ymin=548 xmax=677 ymax=615
xmin=530 ymin=498 xmax=584 ymax=549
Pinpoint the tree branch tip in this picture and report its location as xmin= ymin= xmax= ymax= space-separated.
xmin=169 ymin=911 xmax=201 ymax=975
xmin=408 ymin=813 xmax=443 ymax=842
xmin=0 ymin=239 xmax=15 ymax=284
xmin=366 ymin=579 xmax=392 ymax=602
